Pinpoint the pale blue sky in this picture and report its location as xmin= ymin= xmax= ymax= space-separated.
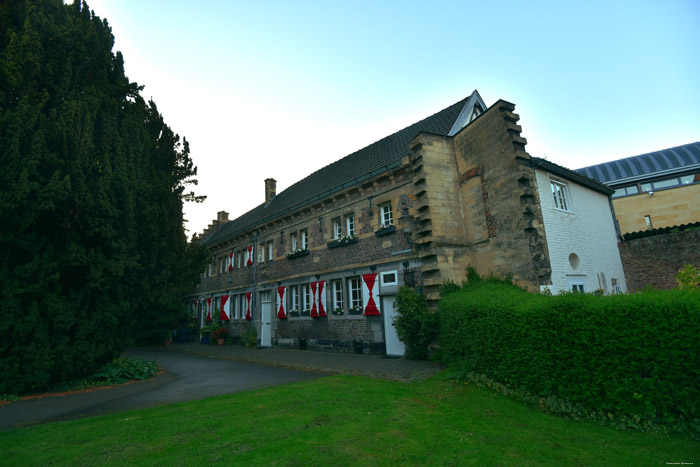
xmin=86 ymin=0 xmax=700 ymax=235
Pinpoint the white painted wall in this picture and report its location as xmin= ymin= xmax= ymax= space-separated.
xmin=535 ymin=169 xmax=627 ymax=294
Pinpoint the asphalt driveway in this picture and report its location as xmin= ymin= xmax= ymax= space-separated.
xmin=0 ymin=347 xmax=321 ymax=431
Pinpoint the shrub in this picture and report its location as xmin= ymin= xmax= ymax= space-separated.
xmin=676 ymin=264 xmax=700 ymax=289
xmin=244 ymin=326 xmax=258 ymax=349
xmin=394 ymin=288 xmax=438 ymax=360
xmin=439 ymin=278 xmax=700 ymax=436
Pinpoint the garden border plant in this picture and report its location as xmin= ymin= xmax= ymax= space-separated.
xmin=438 ymin=268 xmax=700 ymax=438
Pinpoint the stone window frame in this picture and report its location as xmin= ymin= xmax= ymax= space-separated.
xmin=332 ymin=217 xmax=342 ymax=240
xmin=332 ymin=279 xmax=344 ymax=313
xmin=379 ymin=202 xmax=394 ymax=228
xmin=348 ymin=276 xmax=363 ymax=312
xmin=289 ymin=285 xmax=299 ymax=313
xmin=301 ymin=283 xmax=312 ymax=312
xmin=345 ymin=213 xmax=356 ymax=236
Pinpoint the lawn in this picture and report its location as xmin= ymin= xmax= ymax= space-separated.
xmin=1 ymin=375 xmax=697 ymax=466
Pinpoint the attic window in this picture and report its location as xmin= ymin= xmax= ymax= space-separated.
xmin=469 ymin=104 xmax=483 ymax=122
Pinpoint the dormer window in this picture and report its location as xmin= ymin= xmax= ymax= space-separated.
xmin=469 ymin=104 xmax=483 ymax=122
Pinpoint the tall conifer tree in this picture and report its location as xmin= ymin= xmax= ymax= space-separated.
xmin=0 ymin=0 xmax=209 ymax=393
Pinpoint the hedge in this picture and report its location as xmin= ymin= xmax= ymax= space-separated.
xmin=439 ymin=278 xmax=700 ymax=435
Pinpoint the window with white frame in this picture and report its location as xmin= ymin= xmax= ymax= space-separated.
xmin=302 ymin=283 xmax=311 ymax=311
xmin=260 ymin=290 xmax=271 ymax=303
xmin=380 ymin=271 xmax=398 ymax=287
xmin=240 ymin=294 xmax=246 ymax=319
xmin=332 ymin=218 xmax=342 ymax=240
xmin=291 ymin=232 xmax=298 ymax=252
xmin=332 ymin=279 xmax=344 ymax=312
xmin=550 ymin=180 xmax=570 ymax=211
xmin=267 ymin=241 xmax=273 ymax=260
xmin=349 ymin=277 xmax=362 ymax=311
xmin=379 ymin=203 xmax=393 ymax=227
xmin=259 ymin=244 xmax=265 ymax=263
xmin=290 ymin=285 xmax=299 ymax=312
xmin=346 ymin=214 xmax=356 ymax=236
xmin=300 ymin=229 xmax=308 ymax=250
xmin=237 ymin=251 xmax=242 ymax=268
xmin=567 ymin=276 xmax=587 ymax=293
xmin=231 ymin=295 xmax=238 ymax=319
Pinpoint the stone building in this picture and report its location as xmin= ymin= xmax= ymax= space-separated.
xmin=187 ymin=90 xmax=627 ymax=355
xmin=576 ymin=142 xmax=700 ymax=235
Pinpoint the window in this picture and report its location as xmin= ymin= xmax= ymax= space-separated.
xmin=291 ymin=232 xmax=298 ymax=252
xmin=240 ymin=295 xmax=246 ymax=319
xmin=302 ymin=284 xmax=311 ymax=311
xmin=550 ymin=180 xmax=570 ymax=211
xmin=261 ymin=290 xmax=271 ymax=303
xmin=567 ymin=276 xmax=587 ymax=293
xmin=349 ymin=277 xmax=362 ymax=311
xmin=231 ymin=295 xmax=238 ymax=319
xmin=259 ymin=244 xmax=265 ymax=263
xmin=379 ymin=203 xmax=393 ymax=227
xmin=332 ymin=218 xmax=342 ymax=240
xmin=644 ymin=215 xmax=653 ymax=229
xmin=380 ymin=271 xmax=398 ymax=287
xmin=267 ymin=241 xmax=273 ymax=260
xmin=346 ymin=214 xmax=356 ymax=236
xmin=290 ymin=285 xmax=299 ymax=312
xmin=332 ymin=279 xmax=344 ymax=311
xmin=300 ymin=229 xmax=308 ymax=250
xmin=238 ymin=251 xmax=242 ymax=268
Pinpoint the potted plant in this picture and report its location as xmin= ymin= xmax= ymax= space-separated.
xmin=285 ymin=248 xmax=310 ymax=260
xmin=212 ymin=327 xmax=228 ymax=346
xmin=327 ymin=234 xmax=358 ymax=249
xmin=375 ymin=224 xmax=396 ymax=237
xmin=348 ymin=306 xmax=363 ymax=315
xmin=300 ymin=309 xmax=311 ymax=317
xmin=289 ymin=309 xmax=300 ymax=317
xmin=200 ymin=325 xmax=213 ymax=345
xmin=332 ymin=307 xmax=344 ymax=316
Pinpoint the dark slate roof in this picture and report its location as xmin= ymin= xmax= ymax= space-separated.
xmin=530 ymin=157 xmax=614 ymax=195
xmin=623 ymin=221 xmax=700 ymax=241
xmin=576 ymin=142 xmax=700 ymax=186
xmin=204 ymin=95 xmax=473 ymax=247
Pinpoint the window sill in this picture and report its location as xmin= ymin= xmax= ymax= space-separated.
xmin=375 ymin=226 xmax=396 ymax=237
xmin=327 ymin=237 xmax=359 ymax=249
xmin=285 ymin=249 xmax=310 ymax=260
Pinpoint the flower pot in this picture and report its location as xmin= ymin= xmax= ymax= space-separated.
xmin=217 ymin=338 xmax=225 ymax=346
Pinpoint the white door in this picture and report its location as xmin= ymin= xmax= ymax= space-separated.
xmin=261 ymin=291 xmax=272 ymax=347
xmin=382 ymin=295 xmax=405 ymax=356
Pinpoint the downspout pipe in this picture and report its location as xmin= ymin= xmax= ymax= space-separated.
xmin=252 ymin=230 xmax=259 ymax=327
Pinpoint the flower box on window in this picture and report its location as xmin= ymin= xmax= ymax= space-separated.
xmin=348 ymin=307 xmax=363 ymax=315
xmin=327 ymin=235 xmax=358 ymax=249
xmin=289 ymin=310 xmax=300 ymax=317
xmin=374 ymin=225 xmax=396 ymax=237
xmin=332 ymin=308 xmax=344 ymax=316
xmin=300 ymin=309 xmax=311 ymax=317
xmin=285 ymin=249 xmax=310 ymax=260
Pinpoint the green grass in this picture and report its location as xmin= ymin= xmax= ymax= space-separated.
xmin=1 ymin=376 xmax=697 ymax=466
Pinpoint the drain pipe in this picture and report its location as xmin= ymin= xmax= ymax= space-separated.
xmin=252 ymin=230 xmax=259 ymax=326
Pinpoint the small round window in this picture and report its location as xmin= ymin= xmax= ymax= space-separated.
xmin=568 ymin=253 xmax=580 ymax=270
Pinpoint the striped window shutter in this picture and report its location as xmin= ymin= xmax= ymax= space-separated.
xmin=245 ymin=292 xmax=252 ymax=320
xmin=228 ymin=252 xmax=234 ymax=271
xmin=362 ymin=273 xmax=380 ymax=315
xmin=246 ymin=245 xmax=254 ymax=266
xmin=310 ymin=281 xmax=327 ymax=317
xmin=277 ymin=286 xmax=287 ymax=319
xmin=220 ymin=295 xmax=230 ymax=321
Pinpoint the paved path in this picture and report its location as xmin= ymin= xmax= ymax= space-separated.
xmin=0 ymin=344 xmax=442 ymax=431
xmin=170 ymin=342 xmax=442 ymax=381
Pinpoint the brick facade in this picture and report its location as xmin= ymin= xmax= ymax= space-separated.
xmin=187 ymin=93 xmax=627 ymax=354
xmin=619 ymin=229 xmax=700 ymax=292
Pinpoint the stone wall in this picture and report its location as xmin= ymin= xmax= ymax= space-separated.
xmin=619 ymin=229 xmax=700 ymax=292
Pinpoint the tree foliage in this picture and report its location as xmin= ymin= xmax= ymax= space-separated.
xmin=393 ymin=288 xmax=437 ymax=360
xmin=0 ymin=0 xmax=209 ymax=394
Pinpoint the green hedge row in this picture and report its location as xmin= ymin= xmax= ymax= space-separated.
xmin=439 ymin=278 xmax=700 ymax=434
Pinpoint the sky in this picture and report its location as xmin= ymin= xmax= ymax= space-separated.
xmin=84 ymin=0 xmax=700 ymax=236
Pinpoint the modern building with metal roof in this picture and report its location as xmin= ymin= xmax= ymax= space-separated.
xmin=575 ymin=142 xmax=700 ymax=234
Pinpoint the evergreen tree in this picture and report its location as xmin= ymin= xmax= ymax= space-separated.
xmin=0 ymin=0 xmax=209 ymax=394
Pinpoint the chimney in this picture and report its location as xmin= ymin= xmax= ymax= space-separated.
xmin=265 ymin=178 xmax=277 ymax=205
xmin=217 ymin=211 xmax=229 ymax=223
